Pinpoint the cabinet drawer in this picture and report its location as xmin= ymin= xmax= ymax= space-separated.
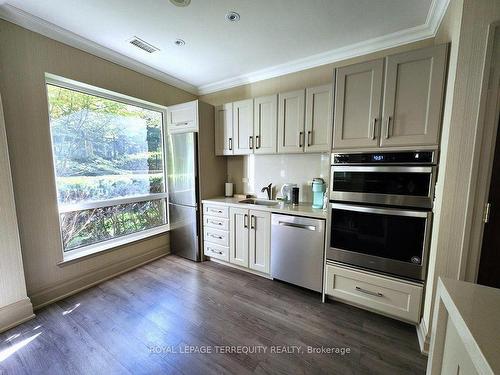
xmin=204 ymin=227 xmax=229 ymax=247
xmin=204 ymin=215 xmax=229 ymax=231
xmin=325 ymin=264 xmax=423 ymax=323
xmin=204 ymin=242 xmax=229 ymax=262
xmin=203 ymin=204 xmax=229 ymax=219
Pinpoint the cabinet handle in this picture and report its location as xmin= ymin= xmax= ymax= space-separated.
xmin=250 ymin=215 xmax=256 ymax=229
xmin=371 ymin=118 xmax=377 ymax=140
xmin=208 ymin=233 xmax=223 ymax=240
xmin=244 ymin=214 xmax=248 ymax=228
xmin=307 ymin=131 xmax=312 ymax=147
xmin=209 ymin=209 xmax=223 ymax=214
xmin=384 ymin=116 xmax=392 ymax=139
xmin=255 ymin=135 xmax=260 ymax=149
xmin=299 ymin=131 xmax=304 ymax=147
xmin=355 ymin=286 xmax=383 ymax=297
xmin=210 ymin=220 xmax=223 ymax=226
xmin=249 ymin=136 xmax=254 ymax=149
xmin=208 ymin=247 xmax=223 ymax=255
xmin=229 ymin=137 xmax=233 ymax=151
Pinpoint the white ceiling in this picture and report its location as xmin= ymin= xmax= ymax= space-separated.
xmin=0 ymin=0 xmax=449 ymax=94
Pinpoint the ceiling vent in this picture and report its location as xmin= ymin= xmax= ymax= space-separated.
xmin=128 ymin=37 xmax=159 ymax=53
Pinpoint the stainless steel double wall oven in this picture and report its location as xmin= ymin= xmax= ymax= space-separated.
xmin=328 ymin=151 xmax=437 ymax=281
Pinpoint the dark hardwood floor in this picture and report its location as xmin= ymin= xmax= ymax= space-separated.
xmin=0 ymin=255 xmax=427 ymax=374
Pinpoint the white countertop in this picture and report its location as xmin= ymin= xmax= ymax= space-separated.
xmin=436 ymin=277 xmax=500 ymax=374
xmin=202 ymin=197 xmax=328 ymax=219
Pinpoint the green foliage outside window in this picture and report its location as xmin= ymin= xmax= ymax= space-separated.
xmin=47 ymin=84 xmax=167 ymax=251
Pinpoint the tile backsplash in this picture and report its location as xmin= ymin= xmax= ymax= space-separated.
xmin=226 ymin=153 xmax=330 ymax=203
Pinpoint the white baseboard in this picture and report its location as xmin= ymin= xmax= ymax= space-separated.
xmin=0 ymin=297 xmax=35 ymax=334
xmin=417 ymin=318 xmax=430 ymax=355
xmin=30 ymin=246 xmax=169 ymax=309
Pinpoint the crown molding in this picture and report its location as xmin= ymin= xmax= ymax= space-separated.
xmin=426 ymin=0 xmax=451 ymax=35
xmin=197 ymin=0 xmax=451 ymax=95
xmin=0 ymin=0 xmax=450 ymax=96
xmin=0 ymin=4 xmax=198 ymax=95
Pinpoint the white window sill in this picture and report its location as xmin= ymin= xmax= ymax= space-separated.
xmin=58 ymin=224 xmax=170 ymax=266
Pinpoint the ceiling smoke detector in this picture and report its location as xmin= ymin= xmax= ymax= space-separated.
xmin=225 ymin=11 xmax=240 ymax=22
xmin=174 ymin=39 xmax=186 ymax=46
xmin=169 ymin=0 xmax=191 ymax=7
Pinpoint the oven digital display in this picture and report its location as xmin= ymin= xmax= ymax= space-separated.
xmin=372 ymin=155 xmax=384 ymax=162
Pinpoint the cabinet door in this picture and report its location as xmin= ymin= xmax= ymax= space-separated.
xmin=440 ymin=316 xmax=479 ymax=375
xmin=332 ymin=59 xmax=383 ymax=150
xmin=254 ymin=95 xmax=277 ymax=154
xmin=248 ymin=210 xmax=270 ymax=274
xmin=305 ymin=84 xmax=333 ymax=153
xmin=233 ymin=99 xmax=254 ymax=155
xmin=215 ymin=103 xmax=233 ymax=156
xmin=380 ymin=45 xmax=447 ymax=148
xmin=277 ymin=89 xmax=305 ymax=153
xmin=167 ymin=100 xmax=198 ymax=133
xmin=229 ymin=207 xmax=249 ymax=267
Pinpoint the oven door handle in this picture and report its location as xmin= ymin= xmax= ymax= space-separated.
xmin=332 ymin=166 xmax=434 ymax=173
xmin=331 ymin=203 xmax=429 ymax=218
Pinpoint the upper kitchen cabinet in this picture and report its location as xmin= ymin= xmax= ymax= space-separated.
xmin=215 ymin=103 xmax=233 ymax=156
xmin=380 ymin=44 xmax=447 ymax=148
xmin=305 ymin=84 xmax=333 ymax=153
xmin=332 ymin=44 xmax=448 ymax=151
xmin=333 ymin=59 xmax=383 ymax=150
xmin=278 ymin=89 xmax=305 ymax=153
xmin=232 ymin=99 xmax=254 ymax=155
xmin=253 ymin=94 xmax=278 ymax=154
xmin=166 ymin=100 xmax=199 ymax=133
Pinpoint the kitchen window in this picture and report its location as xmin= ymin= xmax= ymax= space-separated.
xmin=46 ymin=75 xmax=169 ymax=259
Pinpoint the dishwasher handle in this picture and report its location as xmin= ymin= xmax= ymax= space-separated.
xmin=278 ymin=221 xmax=317 ymax=231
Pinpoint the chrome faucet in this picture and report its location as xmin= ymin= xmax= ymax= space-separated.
xmin=261 ymin=183 xmax=272 ymax=200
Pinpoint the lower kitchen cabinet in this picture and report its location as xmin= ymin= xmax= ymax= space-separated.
xmin=229 ymin=207 xmax=271 ymax=274
xmin=325 ymin=262 xmax=423 ymax=323
xmin=229 ymin=207 xmax=250 ymax=267
xmin=248 ymin=209 xmax=271 ymax=274
xmin=439 ymin=316 xmax=478 ymax=375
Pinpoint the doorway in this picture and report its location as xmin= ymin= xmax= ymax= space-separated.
xmin=478 ymin=117 xmax=500 ymax=288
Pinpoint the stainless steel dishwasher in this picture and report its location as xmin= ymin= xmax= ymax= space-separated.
xmin=271 ymin=214 xmax=325 ymax=292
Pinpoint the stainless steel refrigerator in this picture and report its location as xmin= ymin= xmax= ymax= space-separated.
xmin=165 ymin=101 xmax=226 ymax=262
xmin=167 ymin=132 xmax=201 ymax=261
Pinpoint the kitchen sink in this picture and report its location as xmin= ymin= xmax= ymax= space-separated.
xmin=239 ymin=199 xmax=280 ymax=207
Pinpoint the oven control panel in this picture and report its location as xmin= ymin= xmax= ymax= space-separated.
xmin=333 ymin=151 xmax=435 ymax=165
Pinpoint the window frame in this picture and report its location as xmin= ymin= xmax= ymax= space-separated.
xmin=45 ymin=73 xmax=170 ymax=262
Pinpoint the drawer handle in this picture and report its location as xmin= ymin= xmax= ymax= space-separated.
xmin=210 ymin=220 xmax=223 ymax=226
xmin=209 ymin=209 xmax=223 ymax=214
xmin=208 ymin=233 xmax=223 ymax=240
xmin=208 ymin=247 xmax=223 ymax=255
xmin=355 ymin=286 xmax=383 ymax=297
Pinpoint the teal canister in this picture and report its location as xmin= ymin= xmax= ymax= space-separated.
xmin=312 ymin=178 xmax=326 ymax=208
